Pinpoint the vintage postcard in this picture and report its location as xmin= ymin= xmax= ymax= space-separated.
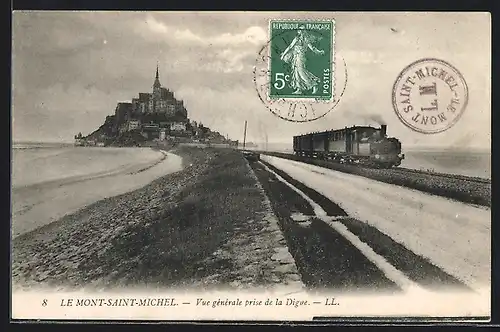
xmin=11 ymin=11 xmax=491 ymax=322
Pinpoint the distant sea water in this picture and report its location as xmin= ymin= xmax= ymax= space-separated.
xmin=11 ymin=142 xmax=163 ymax=188
xmin=253 ymin=143 xmax=491 ymax=180
xmin=12 ymin=141 xmax=74 ymax=150
xmin=401 ymin=149 xmax=491 ymax=179
xmin=11 ymin=141 xmax=183 ymax=237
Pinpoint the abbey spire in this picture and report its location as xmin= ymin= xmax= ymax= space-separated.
xmin=153 ymin=62 xmax=161 ymax=89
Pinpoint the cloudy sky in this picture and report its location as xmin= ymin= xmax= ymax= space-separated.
xmin=12 ymin=11 xmax=490 ymax=149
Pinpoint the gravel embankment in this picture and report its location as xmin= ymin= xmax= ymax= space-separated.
xmin=261 ymin=152 xmax=491 ymax=207
xmin=12 ymin=147 xmax=302 ymax=292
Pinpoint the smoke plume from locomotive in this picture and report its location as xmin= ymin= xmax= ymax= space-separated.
xmin=367 ymin=114 xmax=386 ymax=126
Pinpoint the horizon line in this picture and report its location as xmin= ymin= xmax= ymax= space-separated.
xmin=12 ymin=139 xmax=491 ymax=151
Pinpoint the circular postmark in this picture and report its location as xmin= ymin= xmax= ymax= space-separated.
xmin=392 ymin=58 xmax=468 ymax=134
xmin=253 ymin=23 xmax=348 ymax=123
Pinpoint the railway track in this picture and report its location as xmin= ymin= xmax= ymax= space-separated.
xmin=255 ymin=150 xmax=491 ymax=207
xmin=392 ymin=167 xmax=491 ymax=184
xmin=249 ymin=159 xmax=475 ymax=292
xmin=258 ymin=151 xmax=490 ymax=184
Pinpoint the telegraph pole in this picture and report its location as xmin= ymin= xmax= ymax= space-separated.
xmin=243 ymin=120 xmax=247 ymax=149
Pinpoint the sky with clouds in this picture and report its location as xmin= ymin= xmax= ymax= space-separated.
xmin=12 ymin=11 xmax=490 ymax=149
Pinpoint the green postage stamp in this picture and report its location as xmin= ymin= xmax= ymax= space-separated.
xmin=268 ymin=19 xmax=335 ymax=101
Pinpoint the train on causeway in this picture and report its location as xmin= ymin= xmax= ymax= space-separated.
xmin=293 ymin=124 xmax=405 ymax=168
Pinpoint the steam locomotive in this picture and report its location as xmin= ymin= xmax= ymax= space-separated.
xmin=293 ymin=125 xmax=405 ymax=168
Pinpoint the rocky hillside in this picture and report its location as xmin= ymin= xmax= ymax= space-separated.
xmin=108 ymin=131 xmax=148 ymax=147
xmin=85 ymin=115 xmax=115 ymax=141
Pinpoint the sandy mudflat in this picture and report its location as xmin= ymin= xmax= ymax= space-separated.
xmin=12 ymin=147 xmax=166 ymax=188
xmin=11 ymin=149 xmax=183 ymax=238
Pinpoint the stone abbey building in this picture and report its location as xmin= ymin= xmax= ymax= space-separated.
xmin=77 ymin=64 xmax=233 ymax=146
xmin=112 ymin=65 xmax=189 ymax=136
xmin=132 ymin=65 xmax=187 ymax=117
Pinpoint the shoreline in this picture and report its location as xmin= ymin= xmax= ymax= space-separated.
xmin=12 ymin=149 xmax=168 ymax=192
xmin=12 ymin=147 xmax=303 ymax=292
xmin=12 ymin=146 xmax=168 ymax=189
xmin=11 ymin=147 xmax=183 ymax=238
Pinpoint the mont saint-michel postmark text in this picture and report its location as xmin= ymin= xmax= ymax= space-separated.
xmin=392 ymin=58 xmax=469 ymax=134
xmin=269 ymin=20 xmax=335 ymax=101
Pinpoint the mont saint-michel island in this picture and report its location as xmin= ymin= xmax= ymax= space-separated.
xmin=74 ymin=65 xmax=245 ymax=148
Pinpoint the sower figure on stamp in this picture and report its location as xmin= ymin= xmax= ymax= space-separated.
xmin=280 ymin=28 xmax=325 ymax=95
